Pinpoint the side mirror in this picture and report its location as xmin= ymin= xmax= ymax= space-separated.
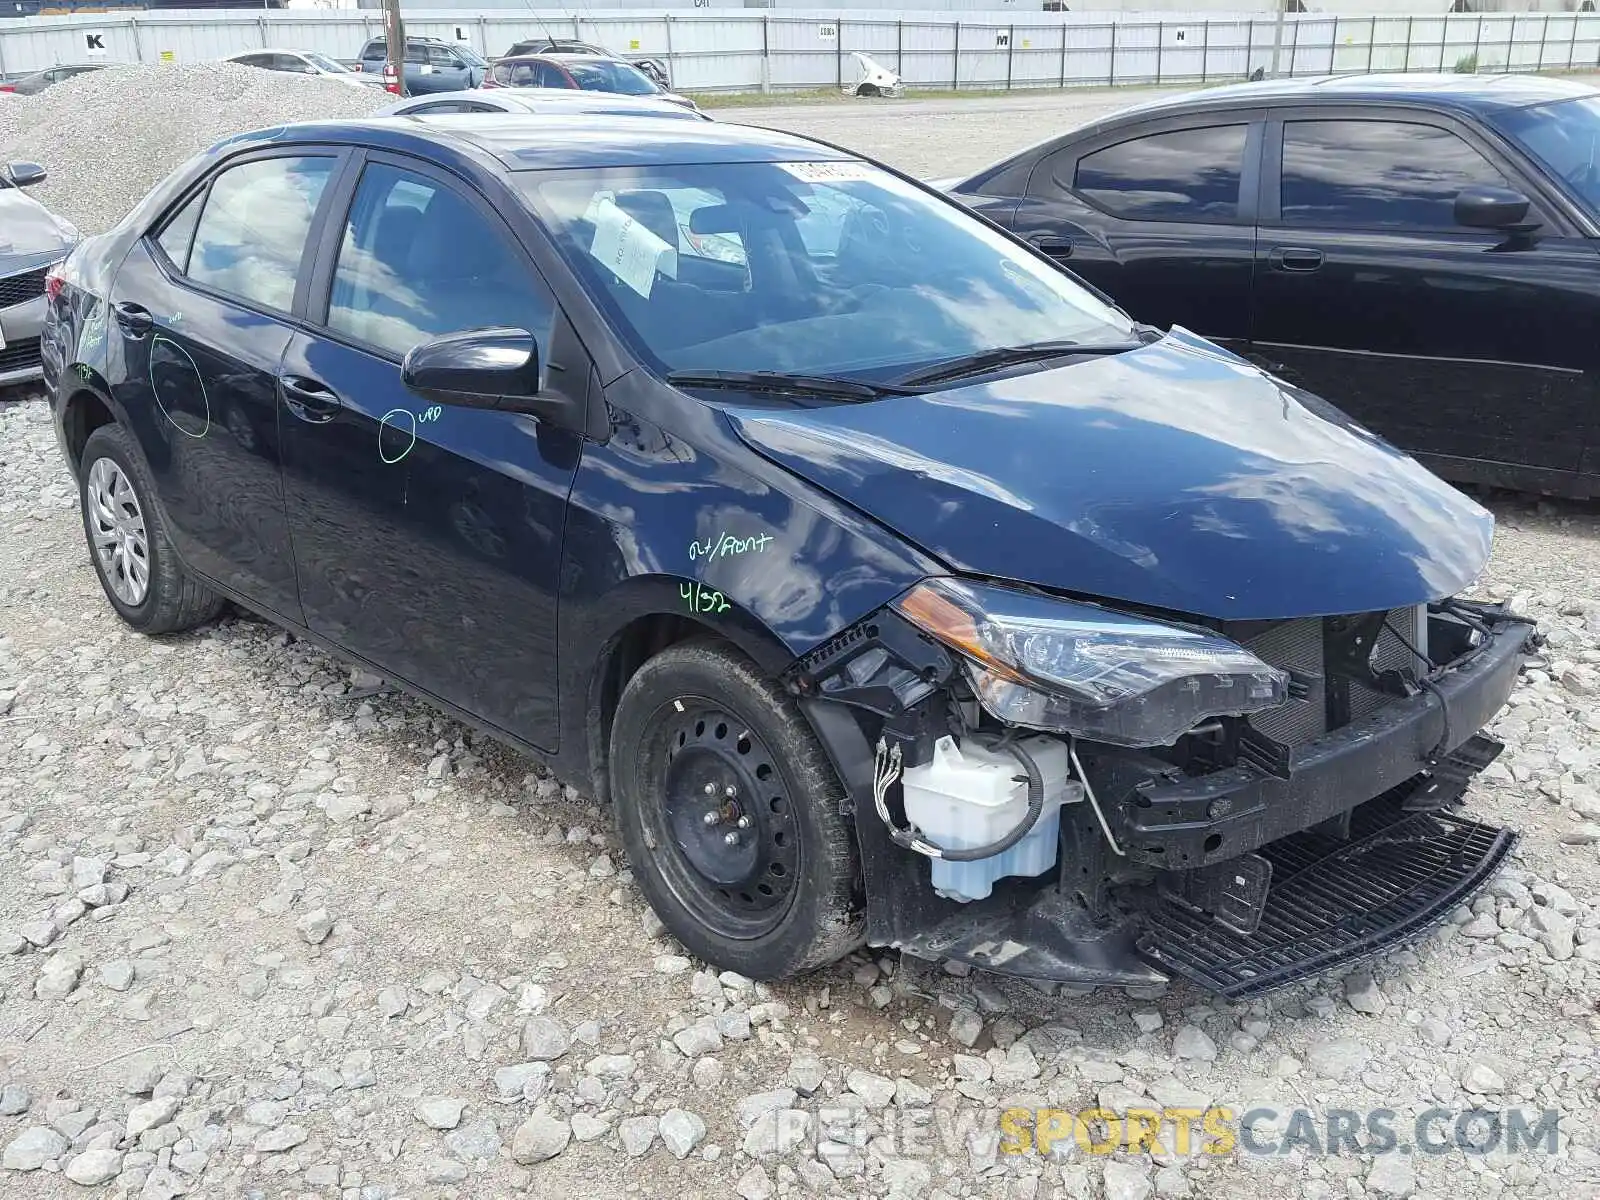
xmin=4 ymin=161 xmax=47 ymax=189
xmin=1454 ymin=184 xmax=1534 ymax=231
xmin=402 ymin=328 xmax=540 ymax=406
xmin=402 ymin=328 xmax=584 ymax=428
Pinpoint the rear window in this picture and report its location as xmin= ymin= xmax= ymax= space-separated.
xmin=1072 ymin=125 xmax=1249 ymax=222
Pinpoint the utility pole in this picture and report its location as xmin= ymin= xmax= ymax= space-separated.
xmin=1268 ymin=0 xmax=1286 ymax=78
xmin=383 ymin=0 xmax=405 ymax=95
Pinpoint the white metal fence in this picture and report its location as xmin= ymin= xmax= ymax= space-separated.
xmin=2 ymin=9 xmax=1598 ymax=92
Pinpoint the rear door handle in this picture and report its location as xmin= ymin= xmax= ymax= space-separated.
xmin=1027 ymin=233 xmax=1075 ymax=258
xmin=1271 ymin=247 xmax=1325 ymax=272
xmin=280 ymin=375 xmax=344 ymax=424
xmin=113 ymin=301 xmax=154 ymax=337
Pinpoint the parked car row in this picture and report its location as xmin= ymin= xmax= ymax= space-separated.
xmin=38 ymin=106 xmax=1537 ymax=997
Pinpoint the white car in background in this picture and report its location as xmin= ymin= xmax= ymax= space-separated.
xmin=374 ymin=88 xmax=710 ymax=120
xmin=223 ymin=49 xmax=385 ymax=90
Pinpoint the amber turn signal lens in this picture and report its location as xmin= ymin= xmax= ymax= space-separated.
xmin=895 ymin=581 xmax=1028 ymax=684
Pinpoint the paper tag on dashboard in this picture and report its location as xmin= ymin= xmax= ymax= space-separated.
xmin=778 ymin=161 xmax=880 ymax=184
xmin=588 ymin=197 xmax=673 ymax=299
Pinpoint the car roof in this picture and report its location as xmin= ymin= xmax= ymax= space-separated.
xmin=221 ymin=113 xmax=850 ymax=170
xmin=1102 ymin=72 xmax=1598 ymax=124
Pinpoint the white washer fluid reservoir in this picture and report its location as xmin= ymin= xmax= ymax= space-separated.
xmin=900 ymin=734 xmax=1082 ymax=902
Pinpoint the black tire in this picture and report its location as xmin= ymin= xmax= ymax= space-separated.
xmin=610 ymin=639 xmax=865 ymax=979
xmin=79 ymin=424 xmax=225 ymax=635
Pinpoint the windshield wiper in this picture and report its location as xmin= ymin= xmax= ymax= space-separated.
xmin=893 ymin=337 xmax=1147 ymax=388
xmin=666 ymin=370 xmax=916 ymax=402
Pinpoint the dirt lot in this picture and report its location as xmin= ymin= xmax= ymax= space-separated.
xmin=2 ymin=87 xmax=1600 ymax=1200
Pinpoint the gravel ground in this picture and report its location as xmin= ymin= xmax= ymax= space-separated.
xmin=3 ymin=82 xmax=1600 ymax=1200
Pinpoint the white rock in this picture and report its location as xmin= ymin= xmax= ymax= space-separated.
xmin=1171 ymin=1025 xmax=1218 ymax=1061
xmin=520 ymin=1016 xmax=570 ymax=1061
xmin=737 ymin=1164 xmax=774 ymax=1200
xmin=742 ymin=1109 xmax=812 ymax=1159
xmin=618 ymin=1115 xmax=658 ymax=1157
xmin=295 ymin=907 xmax=332 ymax=944
xmin=659 ymin=1109 xmax=706 ymax=1159
xmin=511 ymin=1110 xmax=570 ymax=1163
xmin=125 ymin=1096 xmax=179 ymax=1138
xmin=2 ymin=1126 xmax=68 ymax=1171
xmin=1305 ymin=1038 xmax=1371 ymax=1080
xmin=63 ymin=1146 xmax=123 ymax=1185
xmin=1461 ymin=1061 xmax=1505 ymax=1093
xmin=1365 ymin=1154 xmax=1417 ymax=1197
xmin=414 ymin=1096 xmax=465 ymax=1130
xmin=845 ymin=1069 xmax=896 ymax=1109
xmin=1344 ymin=972 xmax=1386 ymax=1014
xmin=1103 ymin=1160 xmax=1154 ymax=1200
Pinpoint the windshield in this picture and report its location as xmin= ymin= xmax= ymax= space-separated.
xmin=1489 ymin=95 xmax=1600 ymax=215
xmin=565 ymin=60 xmax=659 ymax=96
xmin=518 ymin=161 xmax=1136 ymax=382
xmin=304 ymin=52 xmax=350 ymax=74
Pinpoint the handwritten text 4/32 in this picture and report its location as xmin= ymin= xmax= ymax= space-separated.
xmin=688 ymin=532 xmax=774 ymax=562
xmin=681 ymin=583 xmax=731 ymax=614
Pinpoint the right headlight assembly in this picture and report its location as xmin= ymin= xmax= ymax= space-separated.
xmin=894 ymin=578 xmax=1289 ymax=748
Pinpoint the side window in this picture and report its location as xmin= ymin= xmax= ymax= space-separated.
xmin=154 ymin=190 xmax=205 ymax=273
xmin=234 ymin=53 xmax=269 ymax=69
xmin=326 ymin=164 xmax=555 ymax=361
xmin=187 ymin=156 xmax=335 ymax=312
xmin=1280 ymin=120 xmax=1507 ymax=229
xmin=536 ymin=64 xmax=568 ymax=89
xmin=428 ymin=45 xmax=459 ymax=68
xmin=405 ymin=42 xmax=427 ymax=65
xmin=1072 ymin=125 xmax=1249 ymax=221
xmin=510 ymin=64 xmax=538 ymax=87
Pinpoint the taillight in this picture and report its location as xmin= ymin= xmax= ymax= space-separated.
xmin=0 ymin=84 xmax=15 ymax=93
xmin=481 ymin=77 xmax=501 ymax=88
xmin=45 ymin=263 xmax=66 ymax=302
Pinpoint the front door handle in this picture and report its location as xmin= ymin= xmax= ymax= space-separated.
xmin=1271 ymin=246 xmax=1325 ymax=273
xmin=1027 ymin=233 xmax=1075 ymax=258
xmin=280 ymin=375 xmax=344 ymax=424
xmin=113 ymin=301 xmax=154 ymax=337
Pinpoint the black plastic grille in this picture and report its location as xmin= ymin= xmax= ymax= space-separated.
xmin=0 ymin=266 xmax=48 ymax=309
xmin=0 ymin=336 xmax=42 ymax=375
xmin=1139 ymin=792 xmax=1514 ymax=997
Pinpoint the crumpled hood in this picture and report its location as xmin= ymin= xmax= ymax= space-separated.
xmin=0 ymin=188 xmax=78 ymax=271
xmin=726 ymin=329 xmax=1493 ymax=621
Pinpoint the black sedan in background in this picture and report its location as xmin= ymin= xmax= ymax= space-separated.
xmin=948 ymin=74 xmax=1600 ymax=498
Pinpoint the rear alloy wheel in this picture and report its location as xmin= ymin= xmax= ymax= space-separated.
xmin=79 ymin=424 xmax=226 ymax=634
xmin=610 ymin=639 xmax=865 ymax=979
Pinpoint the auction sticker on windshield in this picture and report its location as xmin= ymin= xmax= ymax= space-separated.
xmin=588 ymin=196 xmax=675 ymax=299
xmin=779 ymin=161 xmax=882 ymax=184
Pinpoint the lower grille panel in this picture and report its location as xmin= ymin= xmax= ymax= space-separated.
xmin=1138 ymin=788 xmax=1514 ymax=998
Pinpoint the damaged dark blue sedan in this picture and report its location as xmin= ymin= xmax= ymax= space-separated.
xmin=42 ymin=114 xmax=1537 ymax=995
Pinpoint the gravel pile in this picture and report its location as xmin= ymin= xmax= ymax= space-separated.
xmin=0 ymin=62 xmax=387 ymax=236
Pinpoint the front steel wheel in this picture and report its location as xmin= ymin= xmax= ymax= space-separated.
xmin=610 ymin=639 xmax=865 ymax=979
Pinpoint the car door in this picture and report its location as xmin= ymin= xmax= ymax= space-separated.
xmin=1251 ymin=108 xmax=1600 ymax=483
xmin=426 ymin=44 xmax=471 ymax=92
xmin=107 ymin=149 xmax=344 ymax=622
xmin=1006 ymin=115 xmax=1264 ymax=351
xmin=277 ymin=154 xmax=587 ymax=749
